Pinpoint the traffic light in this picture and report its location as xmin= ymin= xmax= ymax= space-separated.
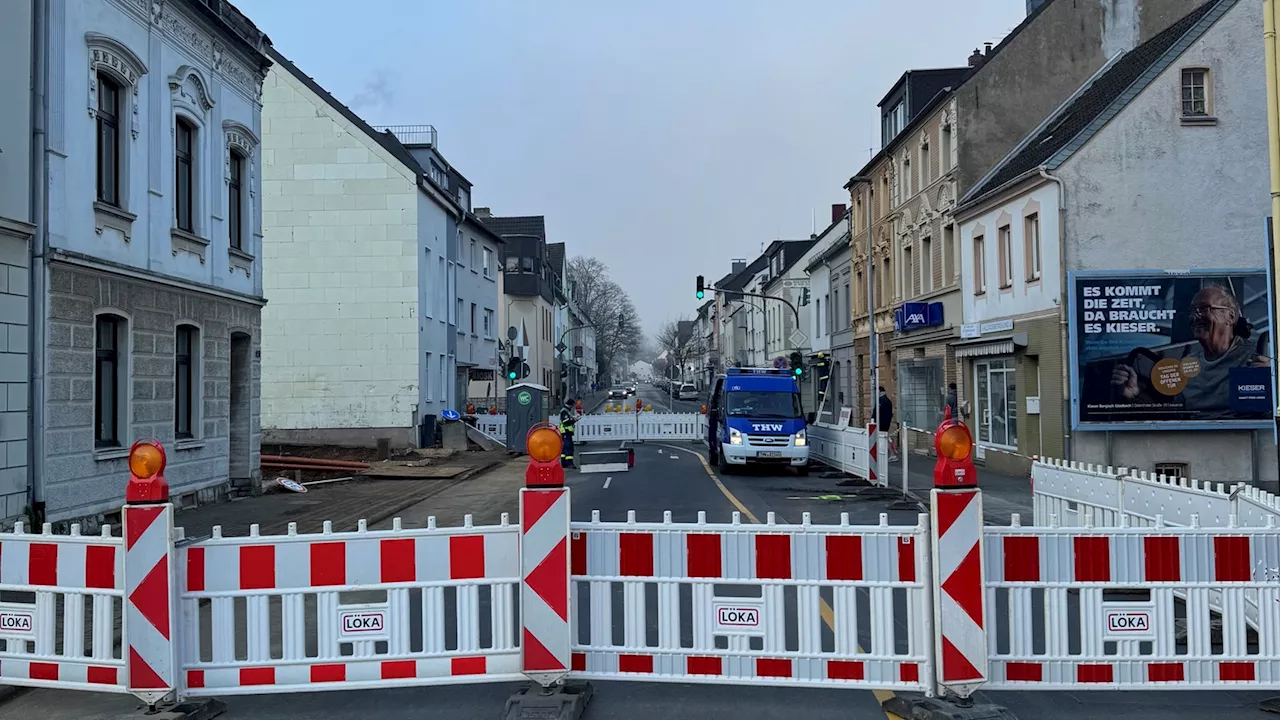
xmin=505 ymin=356 xmax=520 ymax=381
xmin=789 ymin=351 xmax=804 ymax=377
xmin=695 ymin=275 xmax=705 ymax=300
xmin=801 ymin=288 xmax=811 ymax=306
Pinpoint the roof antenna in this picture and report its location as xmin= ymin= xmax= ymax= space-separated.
xmin=811 ymin=208 xmax=816 ymax=236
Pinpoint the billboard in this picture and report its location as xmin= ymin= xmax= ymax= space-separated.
xmin=1070 ymin=271 xmax=1273 ymax=429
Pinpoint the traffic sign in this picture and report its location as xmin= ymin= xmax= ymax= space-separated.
xmin=789 ymin=329 xmax=809 ymax=347
xmin=781 ymin=278 xmax=811 ymax=289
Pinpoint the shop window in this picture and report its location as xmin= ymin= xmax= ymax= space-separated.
xmin=898 ymin=359 xmax=943 ymax=430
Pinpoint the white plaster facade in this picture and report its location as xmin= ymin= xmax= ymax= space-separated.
xmin=37 ymin=0 xmax=271 ymax=523
xmin=958 ymin=182 xmax=1063 ymax=325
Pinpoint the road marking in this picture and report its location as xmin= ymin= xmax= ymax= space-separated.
xmin=657 ymin=443 xmax=905 ymax=720
xmin=603 ymin=476 xmax=611 ymax=489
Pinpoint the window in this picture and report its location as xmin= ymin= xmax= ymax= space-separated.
xmin=470 ymin=239 xmax=479 ymax=269
xmin=902 ymin=156 xmax=911 ymax=198
xmin=95 ymin=314 xmax=127 ymax=448
xmin=228 ymin=150 xmax=244 ymax=250
xmin=425 ymin=353 xmax=432 ymax=400
xmin=437 ymin=256 xmax=446 ymax=320
xmin=998 ymin=226 xmax=1013 ymax=288
xmin=921 ymin=236 xmax=933 ymax=293
xmin=943 ymin=224 xmax=956 ymax=284
xmin=816 ymin=297 xmax=823 ymax=337
xmin=455 ymin=298 xmax=463 ymax=328
xmin=1024 ymin=214 xmax=1041 ymax=281
xmin=902 ymin=245 xmax=914 ymax=298
xmin=846 ymin=277 xmax=853 ymax=324
xmin=920 ymin=140 xmax=930 ymax=188
xmin=941 ymin=124 xmax=953 ymax=172
xmin=483 ymin=247 xmax=494 ymax=278
xmin=505 ymin=255 xmax=519 ymax=273
xmin=484 ymin=308 xmax=494 ymax=338
xmin=1181 ymin=68 xmax=1209 ymax=117
xmin=879 ymin=260 xmax=888 ymax=309
xmin=175 ymin=118 xmax=195 ymax=233
xmin=175 ymin=325 xmax=198 ymax=439
xmin=96 ymin=73 xmax=122 ymax=207
xmin=1154 ymin=462 xmax=1189 ymax=479
xmin=973 ymin=235 xmax=987 ymax=295
xmin=470 ymin=302 xmax=477 ymax=334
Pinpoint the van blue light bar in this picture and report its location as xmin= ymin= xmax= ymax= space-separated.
xmin=726 ymin=368 xmax=786 ymax=375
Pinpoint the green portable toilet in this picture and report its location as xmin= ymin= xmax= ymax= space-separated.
xmin=505 ymin=382 xmax=551 ymax=453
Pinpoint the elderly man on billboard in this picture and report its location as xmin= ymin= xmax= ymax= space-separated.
xmin=1111 ymin=285 xmax=1270 ymax=413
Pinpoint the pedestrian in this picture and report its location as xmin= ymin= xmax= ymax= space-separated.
xmin=877 ymin=386 xmax=899 ymax=461
xmin=558 ymin=397 xmax=578 ymax=469
xmin=945 ymin=382 xmax=959 ymax=419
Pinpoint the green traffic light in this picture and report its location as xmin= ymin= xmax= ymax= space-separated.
xmin=507 ymin=371 xmax=517 ymax=380
xmin=794 ymin=368 xmax=803 ymax=376
xmin=696 ymin=291 xmax=705 ymax=299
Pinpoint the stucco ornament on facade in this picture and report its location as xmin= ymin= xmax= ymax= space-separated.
xmin=85 ymin=33 xmax=147 ymax=140
xmin=169 ymin=65 xmax=215 ymax=115
xmin=120 ymin=0 xmax=265 ymax=104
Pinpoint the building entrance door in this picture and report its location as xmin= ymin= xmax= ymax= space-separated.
xmin=973 ymin=357 xmax=1017 ymax=459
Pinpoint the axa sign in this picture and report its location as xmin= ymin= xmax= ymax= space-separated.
xmin=752 ymin=423 xmax=783 ymax=432
xmin=894 ymin=301 xmax=944 ymax=332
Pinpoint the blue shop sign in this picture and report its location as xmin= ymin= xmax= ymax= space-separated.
xmin=894 ymin=302 xmax=944 ymax=332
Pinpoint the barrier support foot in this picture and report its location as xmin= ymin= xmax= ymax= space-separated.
xmin=881 ymin=695 xmax=1017 ymax=720
xmin=503 ymin=681 xmax=593 ymax=720
xmin=134 ymin=698 xmax=227 ymax=720
xmin=1260 ymin=696 xmax=1280 ymax=714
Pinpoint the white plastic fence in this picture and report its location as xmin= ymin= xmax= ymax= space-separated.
xmin=985 ymin=512 xmax=1280 ymax=690
xmin=0 ymin=522 xmax=125 ymax=693
xmin=1031 ymin=459 xmax=1280 ymax=530
xmin=470 ymin=413 xmax=707 ymax=446
xmin=177 ymin=516 xmax=523 ymax=696
xmin=568 ymin=510 xmax=934 ymax=691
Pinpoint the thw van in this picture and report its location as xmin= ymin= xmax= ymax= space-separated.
xmin=706 ymin=368 xmax=809 ymax=476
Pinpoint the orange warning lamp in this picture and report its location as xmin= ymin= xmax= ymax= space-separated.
xmin=126 ymin=439 xmax=170 ymax=503
xmin=525 ymin=422 xmax=565 ymax=488
xmin=933 ymin=407 xmax=977 ymax=488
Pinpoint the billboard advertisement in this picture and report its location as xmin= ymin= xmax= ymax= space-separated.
xmin=1070 ymin=271 xmax=1273 ymax=429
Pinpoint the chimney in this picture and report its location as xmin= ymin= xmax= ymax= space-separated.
xmin=1026 ymin=0 xmax=1049 ymax=16
xmin=831 ymin=203 xmax=846 ymax=225
xmin=984 ymin=42 xmax=993 ymax=56
xmin=731 ymin=258 xmax=747 ymax=275
xmin=474 ymin=207 xmax=492 ymax=219
xmin=968 ymin=48 xmax=985 ymax=68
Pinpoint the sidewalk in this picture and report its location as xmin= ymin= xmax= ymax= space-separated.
xmin=889 ymin=452 xmax=1034 ymax=525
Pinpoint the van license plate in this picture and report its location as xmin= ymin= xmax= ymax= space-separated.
xmin=758 ymin=451 xmax=782 ymax=458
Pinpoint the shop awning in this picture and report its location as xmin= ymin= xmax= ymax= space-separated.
xmin=953 ymin=332 xmax=1028 ymax=358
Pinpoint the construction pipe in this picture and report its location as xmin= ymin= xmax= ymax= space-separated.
xmin=260 ymin=455 xmax=371 ymax=470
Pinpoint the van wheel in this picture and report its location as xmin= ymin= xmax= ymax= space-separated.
xmin=718 ymin=454 xmax=734 ymax=476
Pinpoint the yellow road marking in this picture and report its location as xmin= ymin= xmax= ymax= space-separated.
xmin=657 ymin=444 xmax=905 ymax=719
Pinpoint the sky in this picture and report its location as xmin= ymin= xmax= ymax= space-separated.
xmin=234 ymin=0 xmax=1027 ymax=335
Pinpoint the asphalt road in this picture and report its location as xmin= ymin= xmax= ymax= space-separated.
xmin=6 ymin=436 xmax=1276 ymax=719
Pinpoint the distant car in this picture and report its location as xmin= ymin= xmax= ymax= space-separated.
xmin=677 ymin=383 xmax=699 ymax=401
xmin=608 ymin=385 xmax=631 ymax=400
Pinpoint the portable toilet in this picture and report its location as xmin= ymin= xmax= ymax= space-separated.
xmin=505 ymin=382 xmax=550 ymax=453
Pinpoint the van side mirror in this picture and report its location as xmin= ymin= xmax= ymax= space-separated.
xmin=806 ymin=412 xmax=816 ymax=423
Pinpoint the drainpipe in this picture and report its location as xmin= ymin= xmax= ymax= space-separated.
xmin=1038 ymin=167 xmax=1071 ymax=462
xmin=1265 ymin=0 xmax=1280 ymax=477
xmin=29 ymin=0 xmax=48 ymax=522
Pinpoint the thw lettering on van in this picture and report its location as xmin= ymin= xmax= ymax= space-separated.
xmin=752 ymin=423 xmax=784 ymax=432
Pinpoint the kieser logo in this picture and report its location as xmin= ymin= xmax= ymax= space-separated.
xmin=752 ymin=423 xmax=783 ymax=432
xmin=1239 ymin=384 xmax=1266 ymax=393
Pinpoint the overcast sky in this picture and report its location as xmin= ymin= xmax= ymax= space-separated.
xmin=235 ymin=0 xmax=1026 ymax=335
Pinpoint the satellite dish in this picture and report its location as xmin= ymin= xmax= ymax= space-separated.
xmin=442 ymin=409 xmax=461 ymax=421
xmin=507 ymin=326 xmax=519 ymax=341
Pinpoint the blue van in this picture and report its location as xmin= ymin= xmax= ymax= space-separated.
xmin=707 ymin=368 xmax=809 ymax=475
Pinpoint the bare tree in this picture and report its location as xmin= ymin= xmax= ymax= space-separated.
xmin=568 ymin=256 xmax=643 ymax=383
xmin=655 ymin=317 xmax=705 ymax=382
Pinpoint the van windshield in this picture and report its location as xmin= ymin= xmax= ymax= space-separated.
xmin=725 ymin=390 xmax=803 ymax=419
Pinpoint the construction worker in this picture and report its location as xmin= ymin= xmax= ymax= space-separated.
xmin=558 ymin=397 xmax=578 ymax=468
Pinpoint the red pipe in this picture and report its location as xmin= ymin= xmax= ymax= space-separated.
xmin=260 ymin=455 xmax=370 ymax=470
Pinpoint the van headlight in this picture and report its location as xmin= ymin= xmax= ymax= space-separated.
xmin=729 ymin=428 xmax=743 ymax=445
xmin=793 ymin=429 xmax=807 ymax=447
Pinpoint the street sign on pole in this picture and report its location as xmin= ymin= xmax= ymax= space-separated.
xmin=781 ymin=278 xmax=811 ymax=289
xmin=789 ymin=329 xmax=809 ymax=348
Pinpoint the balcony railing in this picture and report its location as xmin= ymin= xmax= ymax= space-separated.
xmin=373 ymin=124 xmax=437 ymax=147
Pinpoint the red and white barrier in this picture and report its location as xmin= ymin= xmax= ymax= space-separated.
xmin=179 ymin=517 xmax=523 ymax=696
xmin=568 ymin=509 xmax=933 ymax=690
xmin=930 ymin=488 xmax=987 ymax=698
xmin=0 ymin=523 xmax=124 ymax=692
xmin=520 ymin=487 xmax=572 ymax=687
xmin=125 ymin=503 xmax=179 ymax=704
